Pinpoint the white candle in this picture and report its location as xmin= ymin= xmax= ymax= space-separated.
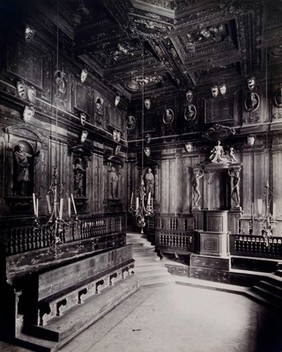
xmin=257 ymin=198 xmax=263 ymax=216
xmin=59 ymin=198 xmax=64 ymax=220
xmin=151 ymin=196 xmax=153 ymax=210
xmin=71 ymin=193 xmax=77 ymax=215
xmin=136 ymin=197 xmax=139 ymax=210
xmin=46 ymin=194 xmax=51 ymax=214
xmin=130 ymin=192 xmax=133 ymax=207
xmin=273 ymin=202 xmax=276 ymax=218
xmin=32 ymin=193 xmax=36 ymax=216
xmin=36 ymin=198 xmax=39 ymax=217
xmin=147 ymin=192 xmax=151 ymax=205
xmin=68 ymin=197 xmax=71 ymax=217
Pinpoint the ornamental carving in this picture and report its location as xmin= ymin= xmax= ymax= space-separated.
xmin=203 ymin=124 xmax=235 ymax=141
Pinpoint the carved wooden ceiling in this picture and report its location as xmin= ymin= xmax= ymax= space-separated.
xmin=20 ymin=0 xmax=282 ymax=100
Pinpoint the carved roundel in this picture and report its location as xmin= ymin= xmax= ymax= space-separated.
xmin=274 ymin=88 xmax=282 ymax=107
xmin=244 ymin=92 xmax=260 ymax=112
xmin=184 ymin=104 xmax=197 ymax=121
xmin=163 ymin=108 xmax=174 ymax=124
xmin=127 ymin=115 xmax=136 ymax=130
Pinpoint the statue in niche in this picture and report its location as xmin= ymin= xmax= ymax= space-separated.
xmin=95 ymin=97 xmax=104 ymax=124
xmin=229 ymin=170 xmax=240 ymax=208
xmin=54 ymin=70 xmax=67 ymax=97
xmin=192 ymin=169 xmax=204 ymax=207
xmin=14 ymin=143 xmax=38 ymax=196
xmin=109 ymin=166 xmax=119 ymax=199
xmin=73 ymin=158 xmax=86 ymax=197
xmin=144 ymin=168 xmax=154 ymax=196
xmin=209 ymin=140 xmax=224 ymax=163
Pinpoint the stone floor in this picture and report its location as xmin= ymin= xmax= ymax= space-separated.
xmin=2 ymin=283 xmax=281 ymax=352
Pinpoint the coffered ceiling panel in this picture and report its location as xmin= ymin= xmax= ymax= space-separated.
xmin=31 ymin=0 xmax=282 ymax=98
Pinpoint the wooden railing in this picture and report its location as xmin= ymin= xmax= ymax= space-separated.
xmin=153 ymin=213 xmax=195 ymax=254
xmin=229 ymin=234 xmax=282 ymax=259
xmin=1 ymin=214 xmax=126 ymax=256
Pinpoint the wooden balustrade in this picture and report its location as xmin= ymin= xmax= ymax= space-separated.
xmin=1 ymin=214 xmax=126 ymax=256
xmin=153 ymin=213 xmax=195 ymax=254
xmin=230 ymin=234 xmax=282 ymax=259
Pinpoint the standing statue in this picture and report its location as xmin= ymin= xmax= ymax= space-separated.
xmin=229 ymin=170 xmax=240 ymax=207
xmin=14 ymin=143 xmax=37 ymax=196
xmin=144 ymin=168 xmax=154 ymax=196
xmin=229 ymin=147 xmax=237 ymax=163
xmin=192 ymin=169 xmax=204 ymax=207
xmin=209 ymin=140 xmax=224 ymax=163
xmin=109 ymin=166 xmax=119 ymax=199
xmin=74 ymin=159 xmax=86 ymax=197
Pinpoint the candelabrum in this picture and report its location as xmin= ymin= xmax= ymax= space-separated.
xmin=129 ymin=178 xmax=154 ymax=234
xmin=250 ymin=181 xmax=277 ymax=247
xmin=32 ymin=167 xmax=78 ymax=255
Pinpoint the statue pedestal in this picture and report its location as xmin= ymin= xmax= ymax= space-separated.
xmin=197 ymin=231 xmax=229 ymax=257
xmin=197 ymin=210 xmax=229 ymax=257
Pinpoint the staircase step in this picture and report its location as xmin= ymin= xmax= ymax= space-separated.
xmin=252 ymin=286 xmax=282 ymax=304
xmin=134 ymin=266 xmax=169 ymax=275
xmin=244 ymin=290 xmax=282 ymax=311
xmin=259 ymin=280 xmax=282 ymax=295
xmin=136 ymin=270 xmax=172 ymax=279
xmin=15 ymin=333 xmax=56 ymax=352
xmin=132 ymin=247 xmax=156 ymax=253
xmin=16 ymin=276 xmax=139 ymax=352
xmin=139 ymin=276 xmax=175 ymax=287
xmin=131 ymin=242 xmax=154 ymax=248
xmin=276 ymin=270 xmax=282 ymax=278
xmin=133 ymin=252 xmax=158 ymax=258
xmin=175 ymin=277 xmax=248 ymax=295
xmin=134 ymin=256 xmax=163 ymax=267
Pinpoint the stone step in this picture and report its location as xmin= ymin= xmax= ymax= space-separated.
xmin=130 ymin=242 xmax=154 ymax=248
xmin=15 ymin=276 xmax=139 ymax=352
xmin=133 ymin=252 xmax=158 ymax=259
xmin=134 ymin=258 xmax=167 ymax=266
xmin=175 ymin=277 xmax=248 ymax=295
xmin=244 ymin=290 xmax=282 ymax=311
xmin=136 ymin=269 xmax=172 ymax=279
xmin=134 ymin=266 xmax=169 ymax=274
xmin=251 ymin=286 xmax=282 ymax=304
xmin=259 ymin=280 xmax=282 ymax=295
xmin=276 ymin=270 xmax=282 ymax=277
xmin=15 ymin=333 xmax=56 ymax=352
xmin=132 ymin=246 xmax=156 ymax=253
xmin=139 ymin=276 xmax=175 ymax=287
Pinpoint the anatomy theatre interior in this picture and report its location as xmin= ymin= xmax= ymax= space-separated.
xmin=0 ymin=0 xmax=282 ymax=351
